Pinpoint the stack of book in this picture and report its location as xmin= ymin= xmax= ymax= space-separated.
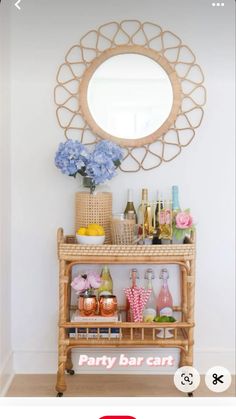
xmin=69 ymin=311 xmax=121 ymax=339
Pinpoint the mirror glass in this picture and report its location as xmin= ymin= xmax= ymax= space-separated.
xmin=87 ymin=53 xmax=173 ymax=140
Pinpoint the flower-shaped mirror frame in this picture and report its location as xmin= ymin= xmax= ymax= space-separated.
xmin=54 ymin=20 xmax=206 ymax=172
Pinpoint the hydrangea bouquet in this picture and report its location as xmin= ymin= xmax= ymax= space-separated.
xmin=55 ymin=139 xmax=124 ymax=193
xmin=172 ymin=209 xmax=194 ymax=241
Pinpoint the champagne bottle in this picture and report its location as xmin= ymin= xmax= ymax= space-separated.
xmin=126 ymin=268 xmax=139 ymax=322
xmin=152 ymin=192 xmax=163 ymax=244
xmin=156 ymin=268 xmax=173 ymax=317
xmin=172 ymin=185 xmax=181 ymax=214
xmin=158 ymin=198 xmax=172 ymax=241
xmin=143 ymin=268 xmax=156 ymax=321
xmin=138 ymin=188 xmax=152 ymax=238
xmin=98 ymin=266 xmax=113 ymax=296
xmin=124 ymin=189 xmax=137 ymax=223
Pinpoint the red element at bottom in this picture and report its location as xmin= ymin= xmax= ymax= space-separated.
xmin=100 ymin=417 xmax=136 ymax=419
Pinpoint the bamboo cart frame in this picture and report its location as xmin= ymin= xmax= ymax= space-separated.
xmin=56 ymin=227 xmax=196 ymax=396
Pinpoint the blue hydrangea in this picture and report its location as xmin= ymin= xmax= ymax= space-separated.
xmin=86 ymin=140 xmax=124 ymax=185
xmin=93 ymin=140 xmax=124 ymax=166
xmin=55 ymin=140 xmax=89 ymax=176
xmin=86 ymin=156 xmax=116 ymax=185
xmin=55 ymin=139 xmax=124 ymax=186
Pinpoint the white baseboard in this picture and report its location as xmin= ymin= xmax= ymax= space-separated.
xmin=13 ymin=348 xmax=235 ymax=375
xmin=0 ymin=352 xmax=14 ymax=396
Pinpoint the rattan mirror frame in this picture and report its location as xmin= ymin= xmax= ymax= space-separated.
xmin=79 ymin=45 xmax=181 ymax=148
xmin=54 ymin=20 xmax=206 ymax=172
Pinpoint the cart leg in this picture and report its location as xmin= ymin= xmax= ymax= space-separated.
xmin=56 ymin=361 xmax=67 ymax=396
xmin=179 ymin=349 xmax=186 ymax=367
xmin=66 ymin=349 xmax=74 ymax=375
xmin=55 ymin=324 xmax=67 ymax=396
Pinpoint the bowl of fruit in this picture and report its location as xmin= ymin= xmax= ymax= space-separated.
xmin=76 ymin=224 xmax=105 ymax=245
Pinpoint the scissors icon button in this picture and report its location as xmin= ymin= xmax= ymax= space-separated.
xmin=205 ymin=367 xmax=231 ymax=392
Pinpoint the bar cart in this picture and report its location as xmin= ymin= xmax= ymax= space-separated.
xmin=55 ymin=227 xmax=196 ymax=397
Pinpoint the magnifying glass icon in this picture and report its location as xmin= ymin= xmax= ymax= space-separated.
xmin=184 ymin=376 xmax=190 ymax=383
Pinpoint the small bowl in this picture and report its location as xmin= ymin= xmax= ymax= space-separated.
xmin=76 ymin=234 xmax=105 ymax=245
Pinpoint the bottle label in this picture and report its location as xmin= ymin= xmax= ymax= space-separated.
xmin=159 ymin=211 xmax=165 ymax=224
xmin=160 ymin=307 xmax=173 ymax=317
xmin=165 ymin=209 xmax=171 ymax=224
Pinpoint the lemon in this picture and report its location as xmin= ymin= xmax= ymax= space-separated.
xmin=87 ymin=224 xmax=105 ymax=236
xmin=144 ymin=315 xmax=154 ymax=322
xmin=86 ymin=227 xmax=99 ymax=236
xmin=96 ymin=226 xmax=105 ymax=236
xmin=77 ymin=227 xmax=87 ymax=235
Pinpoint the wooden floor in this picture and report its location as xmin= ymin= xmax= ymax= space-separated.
xmin=6 ymin=374 xmax=236 ymax=397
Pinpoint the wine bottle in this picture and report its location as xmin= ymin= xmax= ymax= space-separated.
xmin=158 ymin=198 xmax=172 ymax=241
xmin=156 ymin=268 xmax=173 ymax=317
xmin=152 ymin=192 xmax=163 ymax=244
xmin=172 ymin=185 xmax=181 ymax=214
xmin=126 ymin=268 xmax=139 ymax=322
xmin=143 ymin=268 xmax=156 ymax=321
xmin=124 ymin=189 xmax=137 ymax=223
xmin=138 ymin=188 xmax=152 ymax=238
xmin=98 ymin=266 xmax=113 ymax=296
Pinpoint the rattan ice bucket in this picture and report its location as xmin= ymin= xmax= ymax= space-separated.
xmin=75 ymin=192 xmax=112 ymax=244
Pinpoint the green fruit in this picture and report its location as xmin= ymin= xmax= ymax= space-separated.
xmin=154 ymin=316 xmax=161 ymax=322
xmin=153 ymin=315 xmax=177 ymax=323
xmin=168 ymin=316 xmax=176 ymax=322
xmin=160 ymin=316 xmax=170 ymax=322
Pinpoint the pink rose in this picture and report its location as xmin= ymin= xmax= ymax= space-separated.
xmin=87 ymin=272 xmax=102 ymax=289
xmin=175 ymin=212 xmax=193 ymax=229
xmin=71 ymin=275 xmax=89 ymax=294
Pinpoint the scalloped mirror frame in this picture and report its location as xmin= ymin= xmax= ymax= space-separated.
xmin=54 ymin=20 xmax=206 ymax=172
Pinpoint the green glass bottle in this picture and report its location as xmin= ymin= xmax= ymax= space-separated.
xmin=98 ymin=265 xmax=113 ymax=296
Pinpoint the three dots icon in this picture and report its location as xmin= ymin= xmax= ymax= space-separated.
xmin=212 ymin=2 xmax=225 ymax=5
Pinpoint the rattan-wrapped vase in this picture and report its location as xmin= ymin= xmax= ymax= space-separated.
xmin=75 ymin=192 xmax=112 ymax=244
xmin=111 ymin=218 xmax=136 ymax=245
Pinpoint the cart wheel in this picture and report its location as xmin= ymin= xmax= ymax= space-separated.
xmin=66 ymin=369 xmax=75 ymax=375
xmin=57 ymin=392 xmax=63 ymax=397
xmin=188 ymin=392 xmax=193 ymax=397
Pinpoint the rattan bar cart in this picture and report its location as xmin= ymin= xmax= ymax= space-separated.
xmin=55 ymin=227 xmax=196 ymax=397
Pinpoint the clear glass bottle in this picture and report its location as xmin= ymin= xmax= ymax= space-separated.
xmin=158 ymin=198 xmax=172 ymax=243
xmin=126 ymin=268 xmax=139 ymax=322
xmin=156 ymin=268 xmax=173 ymax=317
xmin=172 ymin=185 xmax=184 ymax=244
xmin=97 ymin=265 xmax=113 ymax=296
xmin=138 ymin=188 xmax=152 ymax=238
xmin=143 ymin=268 xmax=156 ymax=321
xmin=124 ymin=189 xmax=137 ymax=223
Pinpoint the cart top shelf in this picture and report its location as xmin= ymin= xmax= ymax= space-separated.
xmin=57 ymin=228 xmax=195 ymax=263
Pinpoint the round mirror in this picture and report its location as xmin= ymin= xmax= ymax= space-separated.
xmin=87 ymin=54 xmax=173 ymax=140
xmin=79 ymin=45 xmax=181 ymax=147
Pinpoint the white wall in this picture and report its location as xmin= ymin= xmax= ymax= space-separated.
xmin=0 ymin=2 xmax=13 ymax=394
xmin=9 ymin=0 xmax=235 ymax=375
